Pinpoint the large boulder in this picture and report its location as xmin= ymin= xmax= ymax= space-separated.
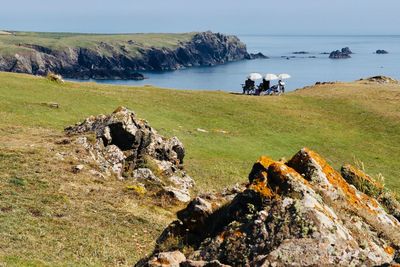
xmin=138 ymin=148 xmax=400 ymax=266
xmin=65 ymin=107 xmax=194 ymax=202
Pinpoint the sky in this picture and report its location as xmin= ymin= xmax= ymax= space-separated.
xmin=1 ymin=0 xmax=399 ymax=35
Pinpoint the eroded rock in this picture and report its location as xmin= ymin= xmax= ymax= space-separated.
xmin=65 ymin=107 xmax=194 ymax=202
xmin=138 ymin=148 xmax=400 ymax=266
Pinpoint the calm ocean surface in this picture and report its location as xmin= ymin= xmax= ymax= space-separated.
xmin=76 ymin=35 xmax=400 ymax=92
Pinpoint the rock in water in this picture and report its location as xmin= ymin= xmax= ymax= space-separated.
xmin=376 ymin=49 xmax=389 ymax=54
xmin=329 ymin=48 xmax=352 ymax=59
xmin=341 ymin=47 xmax=353 ymax=54
xmin=65 ymin=106 xmax=194 ymax=202
xmin=138 ymin=148 xmax=400 ymax=266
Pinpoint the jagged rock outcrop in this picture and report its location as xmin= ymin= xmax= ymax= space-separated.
xmin=65 ymin=106 xmax=194 ymax=202
xmin=329 ymin=47 xmax=352 ymax=59
xmin=0 ymin=31 xmax=260 ymax=79
xmin=138 ymin=148 xmax=400 ymax=266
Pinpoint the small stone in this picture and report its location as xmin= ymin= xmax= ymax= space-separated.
xmin=72 ymin=164 xmax=84 ymax=173
xmin=161 ymin=187 xmax=191 ymax=203
xmin=148 ymin=251 xmax=186 ymax=267
xmin=41 ymin=102 xmax=60 ymax=109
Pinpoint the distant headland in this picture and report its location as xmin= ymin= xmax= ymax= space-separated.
xmin=0 ymin=31 xmax=266 ymax=80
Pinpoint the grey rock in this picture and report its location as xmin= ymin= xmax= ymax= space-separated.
xmin=142 ymin=148 xmax=400 ymax=266
xmin=147 ymin=251 xmax=186 ymax=267
xmin=161 ymin=187 xmax=191 ymax=203
xmin=376 ymin=49 xmax=389 ymax=54
xmin=329 ymin=49 xmax=351 ymax=59
xmin=72 ymin=164 xmax=84 ymax=173
xmin=133 ymin=168 xmax=162 ymax=184
xmin=66 ymin=107 xmax=193 ymax=202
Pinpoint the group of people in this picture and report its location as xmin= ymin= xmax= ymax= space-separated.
xmin=243 ymin=78 xmax=286 ymax=95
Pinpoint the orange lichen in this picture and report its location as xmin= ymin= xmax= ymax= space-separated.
xmin=384 ymin=246 xmax=395 ymax=255
xmin=218 ymin=230 xmax=244 ymax=241
xmin=248 ymin=156 xmax=275 ymax=183
xmin=249 ymin=180 xmax=275 ymax=198
xmin=257 ymin=156 xmax=275 ymax=169
xmin=269 ymin=162 xmax=312 ymax=188
xmin=304 ymin=148 xmax=379 ymax=215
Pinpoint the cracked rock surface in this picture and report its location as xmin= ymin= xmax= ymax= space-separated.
xmin=138 ymin=148 xmax=400 ymax=266
xmin=65 ymin=106 xmax=194 ymax=202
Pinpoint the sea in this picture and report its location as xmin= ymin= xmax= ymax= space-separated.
xmin=75 ymin=35 xmax=400 ymax=92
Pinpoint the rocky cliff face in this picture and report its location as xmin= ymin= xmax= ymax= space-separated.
xmin=138 ymin=148 xmax=400 ymax=266
xmin=0 ymin=32 xmax=258 ymax=80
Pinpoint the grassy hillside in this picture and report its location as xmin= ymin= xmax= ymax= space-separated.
xmin=0 ymin=31 xmax=195 ymax=56
xmin=0 ymin=72 xmax=399 ymax=266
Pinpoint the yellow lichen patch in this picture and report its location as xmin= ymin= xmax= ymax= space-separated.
xmin=384 ymin=246 xmax=395 ymax=255
xmin=257 ymin=156 xmax=275 ymax=169
xmin=269 ymin=162 xmax=311 ymax=187
xmin=126 ymin=184 xmax=147 ymax=195
xmin=248 ymin=156 xmax=276 ymax=183
xmin=249 ymin=180 xmax=275 ymax=198
xmin=304 ymin=148 xmax=378 ymax=214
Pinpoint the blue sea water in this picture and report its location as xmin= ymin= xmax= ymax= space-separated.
xmin=78 ymin=35 xmax=400 ymax=92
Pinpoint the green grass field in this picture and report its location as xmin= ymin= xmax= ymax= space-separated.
xmin=0 ymin=72 xmax=399 ymax=266
xmin=0 ymin=31 xmax=195 ymax=56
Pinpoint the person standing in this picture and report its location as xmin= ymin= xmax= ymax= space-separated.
xmin=278 ymin=80 xmax=285 ymax=93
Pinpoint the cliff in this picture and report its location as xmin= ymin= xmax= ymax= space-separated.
xmin=0 ymin=31 xmax=260 ymax=79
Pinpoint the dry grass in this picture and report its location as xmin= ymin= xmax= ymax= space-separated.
xmin=0 ymin=126 xmax=180 ymax=266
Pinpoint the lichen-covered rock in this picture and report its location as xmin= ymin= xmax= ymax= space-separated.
xmin=341 ymin=164 xmax=400 ymax=221
xmin=65 ymin=107 xmax=194 ymax=202
xmin=138 ymin=148 xmax=400 ymax=266
xmin=341 ymin=163 xmax=384 ymax=197
xmin=133 ymin=168 xmax=162 ymax=185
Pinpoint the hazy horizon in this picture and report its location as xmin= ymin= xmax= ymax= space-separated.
xmin=1 ymin=0 xmax=400 ymax=35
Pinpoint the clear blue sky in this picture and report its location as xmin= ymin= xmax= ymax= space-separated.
xmin=1 ymin=0 xmax=399 ymax=35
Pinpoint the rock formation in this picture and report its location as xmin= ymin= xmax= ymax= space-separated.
xmin=138 ymin=148 xmax=400 ymax=266
xmin=376 ymin=49 xmax=389 ymax=54
xmin=65 ymin=107 xmax=194 ymax=202
xmin=329 ymin=47 xmax=353 ymax=59
xmin=292 ymin=51 xmax=309 ymax=54
xmin=359 ymin=75 xmax=399 ymax=84
xmin=0 ymin=31 xmax=261 ymax=80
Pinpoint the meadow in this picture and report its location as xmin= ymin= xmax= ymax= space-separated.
xmin=0 ymin=72 xmax=399 ymax=265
